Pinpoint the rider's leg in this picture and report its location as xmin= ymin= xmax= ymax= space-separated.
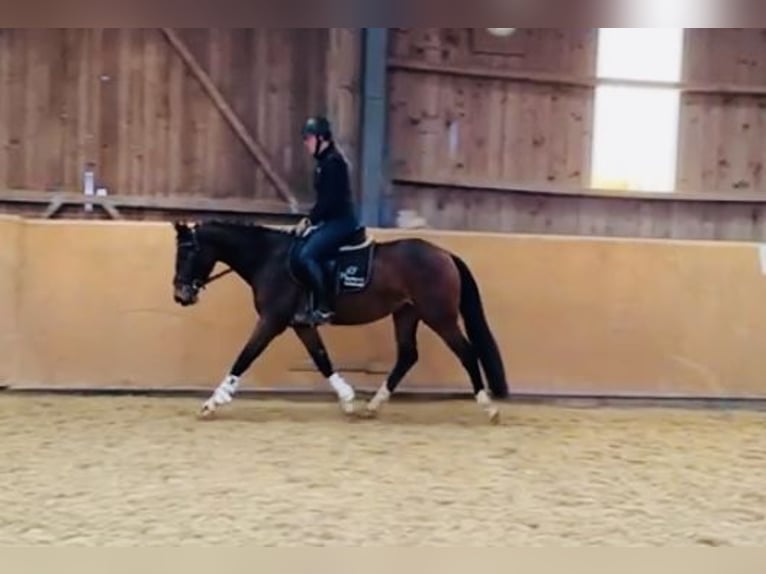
xmin=299 ymin=242 xmax=332 ymax=315
xmin=297 ymin=218 xmax=359 ymax=320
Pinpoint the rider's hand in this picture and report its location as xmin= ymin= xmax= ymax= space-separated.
xmin=293 ymin=217 xmax=311 ymax=237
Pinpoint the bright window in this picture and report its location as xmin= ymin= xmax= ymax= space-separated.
xmin=596 ymin=28 xmax=684 ymax=82
xmin=590 ymin=28 xmax=685 ymax=192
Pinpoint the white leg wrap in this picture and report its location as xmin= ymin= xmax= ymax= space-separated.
xmin=210 ymin=375 xmax=240 ymax=406
xmin=475 ymin=389 xmax=500 ymax=422
xmin=368 ymin=382 xmax=391 ymax=411
xmin=329 ymin=373 xmax=355 ymax=403
xmin=475 ymin=389 xmax=491 ymax=408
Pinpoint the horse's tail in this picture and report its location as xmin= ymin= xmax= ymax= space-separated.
xmin=451 ymin=255 xmax=509 ymax=399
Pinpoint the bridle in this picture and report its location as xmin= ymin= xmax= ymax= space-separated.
xmin=177 ymin=226 xmax=234 ymax=293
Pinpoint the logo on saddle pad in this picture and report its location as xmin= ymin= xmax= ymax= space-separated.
xmin=333 ymin=244 xmax=374 ymax=294
xmin=338 ymin=264 xmax=366 ymax=290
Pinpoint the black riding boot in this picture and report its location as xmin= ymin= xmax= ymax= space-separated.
xmin=301 ymin=258 xmax=334 ymax=324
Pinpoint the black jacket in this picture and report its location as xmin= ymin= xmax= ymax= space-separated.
xmin=308 ymin=143 xmax=357 ymax=225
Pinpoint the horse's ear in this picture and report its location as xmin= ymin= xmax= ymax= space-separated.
xmin=173 ymin=221 xmax=187 ymax=234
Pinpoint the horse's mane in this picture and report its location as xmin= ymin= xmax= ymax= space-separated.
xmin=197 ymin=219 xmax=291 ymax=239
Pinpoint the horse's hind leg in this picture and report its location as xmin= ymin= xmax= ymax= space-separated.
xmin=293 ymin=325 xmax=355 ymax=414
xmin=425 ymin=317 xmax=500 ymax=424
xmin=367 ymin=305 xmax=420 ymax=416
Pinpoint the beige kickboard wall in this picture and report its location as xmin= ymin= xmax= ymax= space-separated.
xmin=5 ymin=218 xmax=766 ymax=398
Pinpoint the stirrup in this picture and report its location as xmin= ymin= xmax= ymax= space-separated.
xmin=310 ymin=308 xmax=334 ymax=325
xmin=291 ymin=306 xmax=333 ymax=326
xmin=291 ymin=309 xmax=313 ymax=326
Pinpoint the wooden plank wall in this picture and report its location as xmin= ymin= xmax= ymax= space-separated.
xmin=0 ymin=28 xmax=361 ymax=211
xmin=388 ymin=28 xmax=596 ymax=187
xmin=678 ymin=28 xmax=766 ymax=194
xmin=394 ymin=182 xmax=766 ymax=241
xmin=389 ymin=28 xmax=766 ymax=242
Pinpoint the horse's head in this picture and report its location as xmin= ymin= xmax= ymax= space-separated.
xmin=172 ymin=221 xmax=217 ymax=307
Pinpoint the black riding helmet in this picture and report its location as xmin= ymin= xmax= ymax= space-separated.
xmin=302 ymin=116 xmax=333 ymax=141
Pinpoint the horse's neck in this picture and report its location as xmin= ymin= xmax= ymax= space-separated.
xmin=208 ymin=226 xmax=285 ymax=282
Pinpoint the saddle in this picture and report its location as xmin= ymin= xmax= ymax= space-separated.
xmin=288 ymin=225 xmax=376 ymax=322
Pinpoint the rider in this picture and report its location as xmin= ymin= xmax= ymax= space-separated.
xmin=293 ymin=115 xmax=360 ymax=324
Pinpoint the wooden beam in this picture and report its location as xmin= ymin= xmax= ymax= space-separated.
xmin=388 ymin=58 xmax=593 ymax=89
xmin=359 ymin=28 xmax=388 ymax=227
xmin=8 ymin=182 xmax=766 ymax=214
xmin=0 ymin=189 xmax=312 ymax=217
xmin=31 ymin=192 xmax=123 ymax=220
xmin=94 ymin=193 xmax=311 ymax=214
xmin=393 ymin=175 xmax=766 ymax=204
xmin=101 ymin=201 xmax=123 ymax=220
xmin=41 ymin=196 xmax=65 ymax=219
xmin=388 ymin=57 xmax=766 ymax=96
xmin=160 ymin=28 xmax=300 ymax=212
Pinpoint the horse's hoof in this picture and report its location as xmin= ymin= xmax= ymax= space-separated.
xmin=488 ymin=408 xmax=501 ymax=425
xmin=340 ymin=400 xmax=355 ymax=415
xmin=199 ymin=403 xmax=216 ymax=419
xmin=364 ymin=407 xmax=379 ymax=419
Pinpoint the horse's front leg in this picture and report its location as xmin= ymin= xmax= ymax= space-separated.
xmin=293 ymin=325 xmax=356 ymax=415
xmin=200 ymin=317 xmax=287 ymax=417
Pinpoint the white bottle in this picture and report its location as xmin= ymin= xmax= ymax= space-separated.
xmin=83 ymin=167 xmax=95 ymax=213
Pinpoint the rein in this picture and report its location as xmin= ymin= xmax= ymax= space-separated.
xmin=201 ymin=267 xmax=234 ymax=287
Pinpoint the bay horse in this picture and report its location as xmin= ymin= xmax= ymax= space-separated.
xmin=171 ymin=220 xmax=508 ymax=423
